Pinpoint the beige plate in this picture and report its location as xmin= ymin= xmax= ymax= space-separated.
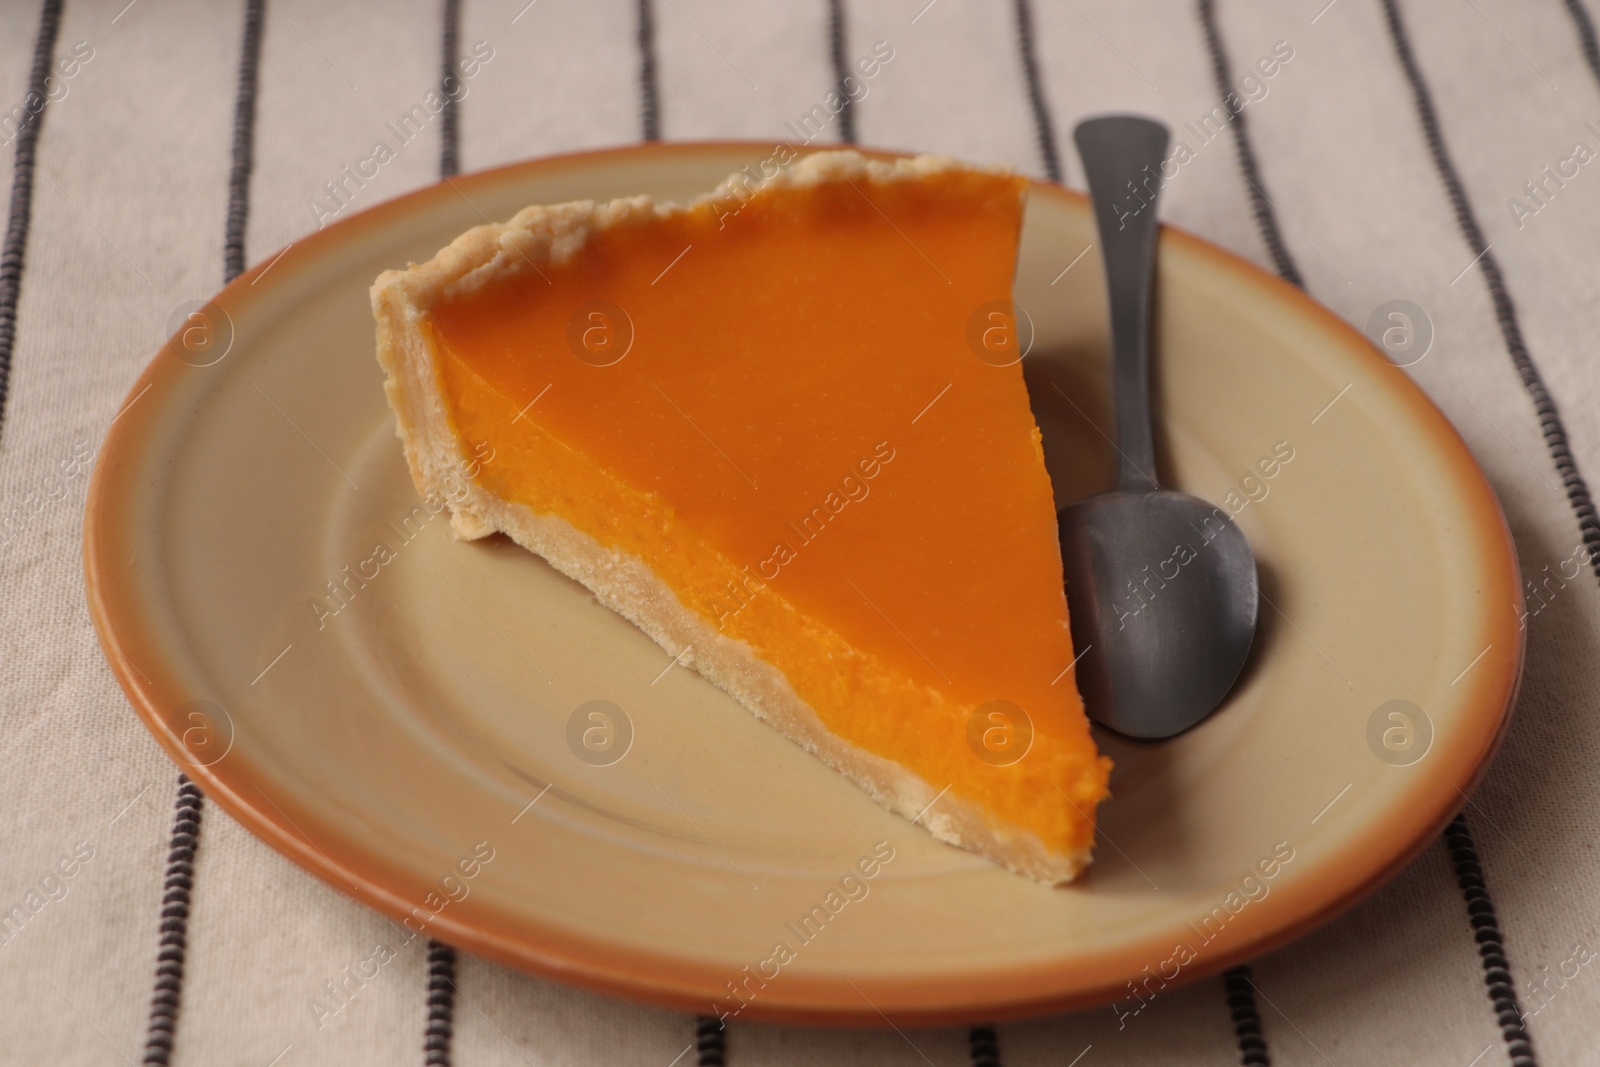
xmin=85 ymin=142 xmax=1523 ymax=1026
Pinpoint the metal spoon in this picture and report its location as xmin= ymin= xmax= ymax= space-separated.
xmin=1057 ymin=115 xmax=1258 ymax=740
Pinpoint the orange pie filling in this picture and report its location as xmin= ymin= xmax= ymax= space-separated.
xmin=402 ymin=156 xmax=1110 ymax=870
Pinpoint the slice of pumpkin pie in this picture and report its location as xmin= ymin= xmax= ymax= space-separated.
xmin=371 ymin=149 xmax=1110 ymax=883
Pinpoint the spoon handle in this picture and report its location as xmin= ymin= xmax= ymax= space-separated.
xmin=1074 ymin=116 xmax=1171 ymax=493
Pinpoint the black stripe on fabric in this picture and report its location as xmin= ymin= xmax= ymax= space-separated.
xmin=1564 ymin=0 xmax=1600 ymax=88
xmin=439 ymin=0 xmax=461 ymax=179
xmin=637 ymin=0 xmax=661 ymax=141
xmin=427 ymin=4 xmax=464 ymax=1060
xmin=695 ymin=1014 xmax=726 ymax=1067
xmin=1381 ymin=0 xmax=1600 ymax=580
xmin=1195 ymin=0 xmax=1305 ymax=289
xmin=141 ymin=776 xmax=204 ymax=1066
xmin=223 ymin=0 xmax=264 ymax=285
xmin=425 ymin=943 xmax=458 ymax=1067
xmin=1194 ymin=5 xmax=1298 ymax=1064
xmin=1444 ymin=814 xmax=1537 ymax=1066
xmin=826 ymin=0 xmax=856 ymax=144
xmin=143 ymin=4 xmax=263 ymax=1060
xmin=0 ymin=0 xmax=64 ymax=440
xmin=968 ymin=1022 xmax=1000 ymax=1067
xmin=1011 ymin=0 xmax=1062 ymax=184
xmin=1224 ymin=967 xmax=1270 ymax=1067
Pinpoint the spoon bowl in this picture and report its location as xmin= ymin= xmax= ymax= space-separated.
xmin=1059 ymin=490 xmax=1258 ymax=739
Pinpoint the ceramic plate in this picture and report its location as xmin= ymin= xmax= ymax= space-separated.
xmin=84 ymin=142 xmax=1522 ymax=1025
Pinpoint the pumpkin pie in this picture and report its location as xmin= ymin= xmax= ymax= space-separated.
xmin=371 ymin=150 xmax=1111 ymax=883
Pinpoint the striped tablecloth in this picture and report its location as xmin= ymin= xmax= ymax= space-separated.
xmin=4 ymin=0 xmax=1598 ymax=1063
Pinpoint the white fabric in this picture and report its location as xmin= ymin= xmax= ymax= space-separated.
xmin=3 ymin=0 xmax=1599 ymax=1062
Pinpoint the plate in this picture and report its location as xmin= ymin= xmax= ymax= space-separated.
xmin=84 ymin=142 xmax=1522 ymax=1025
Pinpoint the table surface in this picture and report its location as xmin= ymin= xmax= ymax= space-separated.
xmin=4 ymin=0 xmax=1599 ymax=1063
